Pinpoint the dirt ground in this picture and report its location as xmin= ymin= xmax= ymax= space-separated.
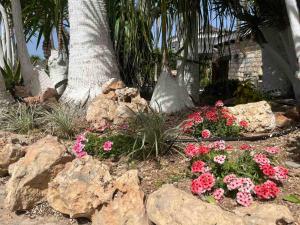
xmin=0 ymin=128 xmax=299 ymax=224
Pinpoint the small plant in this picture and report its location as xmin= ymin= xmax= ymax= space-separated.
xmin=185 ymin=142 xmax=288 ymax=207
xmin=0 ymin=59 xmax=21 ymax=95
xmin=0 ymin=104 xmax=40 ymax=134
xmin=39 ymin=104 xmax=84 ymax=139
xmin=182 ymin=100 xmax=248 ymax=138
xmin=129 ymin=110 xmax=180 ymax=159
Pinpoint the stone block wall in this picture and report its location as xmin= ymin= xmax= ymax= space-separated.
xmin=227 ymin=40 xmax=263 ymax=83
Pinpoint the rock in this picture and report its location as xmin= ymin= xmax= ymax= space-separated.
xmin=14 ymin=86 xmax=30 ymax=98
xmin=86 ymin=81 xmax=148 ymax=126
xmin=92 ymin=170 xmax=149 ymax=225
xmin=275 ymin=112 xmax=292 ymax=128
xmin=47 ymin=156 xmax=113 ymax=219
xmin=285 ymin=106 xmax=300 ymax=121
xmin=234 ymin=203 xmax=295 ymax=225
xmin=5 ymin=136 xmax=73 ymax=211
xmin=285 ymin=161 xmax=300 ymax=169
xmin=23 ymin=88 xmax=58 ymax=105
xmin=228 ymin=101 xmax=276 ymax=133
xmin=102 ymin=78 xmax=125 ymax=94
xmin=146 ymin=185 xmax=245 ymax=225
xmin=0 ymin=143 xmax=25 ymax=177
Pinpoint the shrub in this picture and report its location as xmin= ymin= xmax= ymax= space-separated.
xmin=0 ymin=104 xmax=40 ymax=134
xmin=84 ymin=133 xmax=137 ymax=159
xmin=181 ymin=100 xmax=247 ymax=138
xmin=185 ymin=142 xmax=287 ymax=207
xmin=39 ymin=104 xmax=84 ymax=139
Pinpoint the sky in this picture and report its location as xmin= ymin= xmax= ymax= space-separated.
xmin=27 ymin=36 xmax=44 ymax=58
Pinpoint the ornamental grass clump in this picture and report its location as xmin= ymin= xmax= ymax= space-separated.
xmin=181 ymin=100 xmax=248 ymax=138
xmin=185 ymin=142 xmax=287 ymax=207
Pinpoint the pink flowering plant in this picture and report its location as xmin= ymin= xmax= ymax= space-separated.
xmin=181 ymin=100 xmax=248 ymax=138
xmin=185 ymin=141 xmax=288 ymax=207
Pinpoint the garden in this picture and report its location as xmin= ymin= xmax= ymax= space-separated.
xmin=0 ymin=0 xmax=300 ymax=225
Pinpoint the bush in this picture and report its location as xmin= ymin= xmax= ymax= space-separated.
xmin=39 ymin=104 xmax=84 ymax=139
xmin=181 ymin=100 xmax=247 ymax=138
xmin=185 ymin=142 xmax=287 ymax=207
xmin=0 ymin=104 xmax=41 ymax=134
xmin=84 ymin=133 xmax=136 ymax=159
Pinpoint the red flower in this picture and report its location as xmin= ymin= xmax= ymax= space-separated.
xmin=254 ymin=180 xmax=280 ymax=199
xmin=240 ymin=144 xmax=252 ymax=150
xmin=184 ymin=143 xmax=198 ymax=157
xmin=191 ymin=160 xmax=206 ymax=173
xmin=197 ymin=144 xmax=210 ymax=154
xmin=188 ymin=112 xmax=203 ymax=124
xmin=260 ymin=164 xmax=276 ymax=177
xmin=191 ymin=173 xmax=215 ymax=195
xmin=273 ymin=166 xmax=288 ymax=182
xmin=201 ymin=129 xmax=211 ymax=139
xmin=205 ymin=110 xmax=218 ymax=122
xmin=181 ymin=120 xmax=194 ymax=133
xmin=226 ymin=118 xmax=234 ymax=126
xmin=239 ymin=120 xmax=248 ymax=128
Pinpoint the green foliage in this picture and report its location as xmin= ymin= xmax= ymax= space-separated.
xmin=39 ymin=104 xmax=83 ymax=139
xmin=0 ymin=104 xmax=41 ymax=134
xmin=84 ymin=133 xmax=136 ymax=159
xmin=283 ymin=194 xmax=300 ymax=204
xmin=0 ymin=59 xmax=21 ymax=94
xmin=234 ymin=79 xmax=271 ymax=105
xmin=129 ymin=110 xmax=180 ymax=159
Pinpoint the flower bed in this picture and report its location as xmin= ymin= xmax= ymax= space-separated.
xmin=185 ymin=141 xmax=288 ymax=207
xmin=182 ymin=100 xmax=248 ymax=138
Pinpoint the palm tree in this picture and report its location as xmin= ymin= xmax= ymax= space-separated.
xmin=0 ymin=73 xmax=13 ymax=105
xmin=60 ymin=0 xmax=120 ymax=105
xmin=11 ymin=0 xmax=53 ymax=96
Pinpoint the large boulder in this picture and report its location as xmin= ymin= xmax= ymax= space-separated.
xmin=234 ymin=203 xmax=295 ymax=225
xmin=146 ymin=185 xmax=245 ymax=225
xmin=47 ymin=156 xmax=113 ymax=219
xmin=86 ymin=79 xmax=148 ymax=126
xmin=92 ymin=170 xmax=149 ymax=225
xmin=5 ymin=136 xmax=73 ymax=211
xmin=228 ymin=101 xmax=276 ymax=133
xmin=0 ymin=142 xmax=25 ymax=177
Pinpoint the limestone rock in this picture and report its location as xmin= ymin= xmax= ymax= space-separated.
xmin=86 ymin=80 xmax=148 ymax=126
xmin=0 ymin=143 xmax=25 ymax=177
xmin=23 ymin=88 xmax=58 ymax=105
xmin=102 ymin=78 xmax=125 ymax=94
xmin=234 ymin=203 xmax=295 ymax=225
xmin=275 ymin=112 xmax=292 ymax=128
xmin=5 ymin=136 xmax=73 ymax=211
xmin=228 ymin=101 xmax=276 ymax=132
xmin=47 ymin=156 xmax=113 ymax=219
xmin=146 ymin=185 xmax=245 ymax=225
xmin=92 ymin=170 xmax=149 ymax=225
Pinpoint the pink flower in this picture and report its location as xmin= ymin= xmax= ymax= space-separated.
xmin=103 ymin=141 xmax=113 ymax=152
xmin=191 ymin=160 xmax=206 ymax=173
xmin=264 ymin=146 xmax=280 ymax=154
xmin=184 ymin=143 xmax=198 ymax=157
xmin=238 ymin=178 xmax=255 ymax=193
xmin=227 ymin=178 xmax=243 ymax=190
xmin=273 ymin=166 xmax=288 ymax=182
xmin=213 ymin=140 xmax=226 ymax=150
xmin=215 ymin=100 xmax=224 ymax=107
xmin=239 ymin=120 xmax=248 ymax=128
xmin=223 ymin=174 xmax=237 ymax=184
xmin=201 ymin=129 xmax=211 ymax=139
xmin=213 ymin=188 xmax=225 ymax=201
xmin=181 ymin=120 xmax=195 ymax=133
xmin=191 ymin=173 xmax=215 ymax=195
xmin=188 ymin=112 xmax=203 ymax=124
xmin=205 ymin=110 xmax=218 ymax=122
xmin=236 ymin=192 xmax=253 ymax=207
xmin=214 ymin=155 xmax=226 ymax=164
xmin=253 ymin=153 xmax=270 ymax=165
xmin=72 ymin=134 xmax=87 ymax=158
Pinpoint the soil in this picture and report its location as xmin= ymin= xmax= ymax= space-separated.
xmin=0 ymin=129 xmax=299 ymax=224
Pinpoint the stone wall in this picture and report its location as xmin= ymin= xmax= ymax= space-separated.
xmin=227 ymin=40 xmax=263 ymax=83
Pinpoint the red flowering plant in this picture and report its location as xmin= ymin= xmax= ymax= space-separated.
xmin=181 ymin=100 xmax=248 ymax=138
xmin=185 ymin=142 xmax=288 ymax=207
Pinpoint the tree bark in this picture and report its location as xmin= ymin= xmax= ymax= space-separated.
xmin=60 ymin=0 xmax=120 ymax=106
xmin=11 ymin=0 xmax=53 ymax=96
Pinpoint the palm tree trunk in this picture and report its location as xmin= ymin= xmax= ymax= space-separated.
xmin=11 ymin=0 xmax=53 ymax=96
xmin=60 ymin=0 xmax=120 ymax=106
xmin=0 ymin=72 xmax=14 ymax=106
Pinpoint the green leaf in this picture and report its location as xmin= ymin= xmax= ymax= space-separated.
xmin=205 ymin=195 xmax=216 ymax=204
xmin=283 ymin=194 xmax=300 ymax=204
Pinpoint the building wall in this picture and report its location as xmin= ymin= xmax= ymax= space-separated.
xmin=227 ymin=40 xmax=263 ymax=83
